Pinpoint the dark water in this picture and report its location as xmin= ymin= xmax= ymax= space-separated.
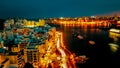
xmin=60 ymin=26 xmax=120 ymax=67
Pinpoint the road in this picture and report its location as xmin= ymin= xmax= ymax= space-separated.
xmin=56 ymin=32 xmax=76 ymax=68
xmin=39 ymin=32 xmax=76 ymax=68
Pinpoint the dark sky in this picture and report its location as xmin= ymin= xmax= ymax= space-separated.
xmin=0 ymin=0 xmax=120 ymax=18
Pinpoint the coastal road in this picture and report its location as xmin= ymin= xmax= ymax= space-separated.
xmin=56 ymin=32 xmax=76 ymax=68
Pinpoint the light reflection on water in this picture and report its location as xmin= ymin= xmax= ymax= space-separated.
xmin=59 ymin=25 xmax=120 ymax=65
xmin=109 ymin=32 xmax=120 ymax=43
xmin=61 ymin=26 xmax=109 ymax=53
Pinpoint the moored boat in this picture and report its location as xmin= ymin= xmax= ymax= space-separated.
xmin=109 ymin=28 xmax=120 ymax=33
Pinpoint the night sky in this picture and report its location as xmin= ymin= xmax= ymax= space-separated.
xmin=0 ymin=0 xmax=120 ymax=18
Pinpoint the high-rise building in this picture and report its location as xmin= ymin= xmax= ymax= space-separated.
xmin=24 ymin=45 xmax=39 ymax=68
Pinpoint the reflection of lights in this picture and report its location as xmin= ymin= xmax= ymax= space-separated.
xmin=108 ymin=43 xmax=119 ymax=52
xmin=108 ymin=43 xmax=119 ymax=47
xmin=109 ymin=32 xmax=120 ymax=37
xmin=109 ymin=32 xmax=120 ymax=42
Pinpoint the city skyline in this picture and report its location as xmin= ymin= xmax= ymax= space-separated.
xmin=0 ymin=15 xmax=120 ymax=68
xmin=0 ymin=0 xmax=120 ymax=18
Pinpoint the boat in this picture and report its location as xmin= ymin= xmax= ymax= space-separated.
xmin=77 ymin=35 xmax=84 ymax=40
xmin=109 ymin=28 xmax=120 ymax=33
xmin=72 ymin=27 xmax=84 ymax=40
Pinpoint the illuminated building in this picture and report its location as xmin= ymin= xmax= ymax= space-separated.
xmin=48 ymin=27 xmax=56 ymax=40
xmin=0 ymin=55 xmax=6 ymax=64
xmin=0 ymin=58 xmax=10 ymax=68
xmin=38 ymin=19 xmax=45 ymax=26
xmin=117 ymin=21 xmax=120 ymax=27
xmin=18 ymin=42 xmax=27 ymax=51
xmin=7 ymin=55 xmax=18 ymax=64
xmin=23 ymin=19 xmax=45 ymax=27
xmin=11 ymin=46 xmax=20 ymax=52
xmin=24 ymin=44 xmax=39 ymax=68
xmin=0 ymin=50 xmax=9 ymax=68
xmin=6 ymin=51 xmax=24 ymax=68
